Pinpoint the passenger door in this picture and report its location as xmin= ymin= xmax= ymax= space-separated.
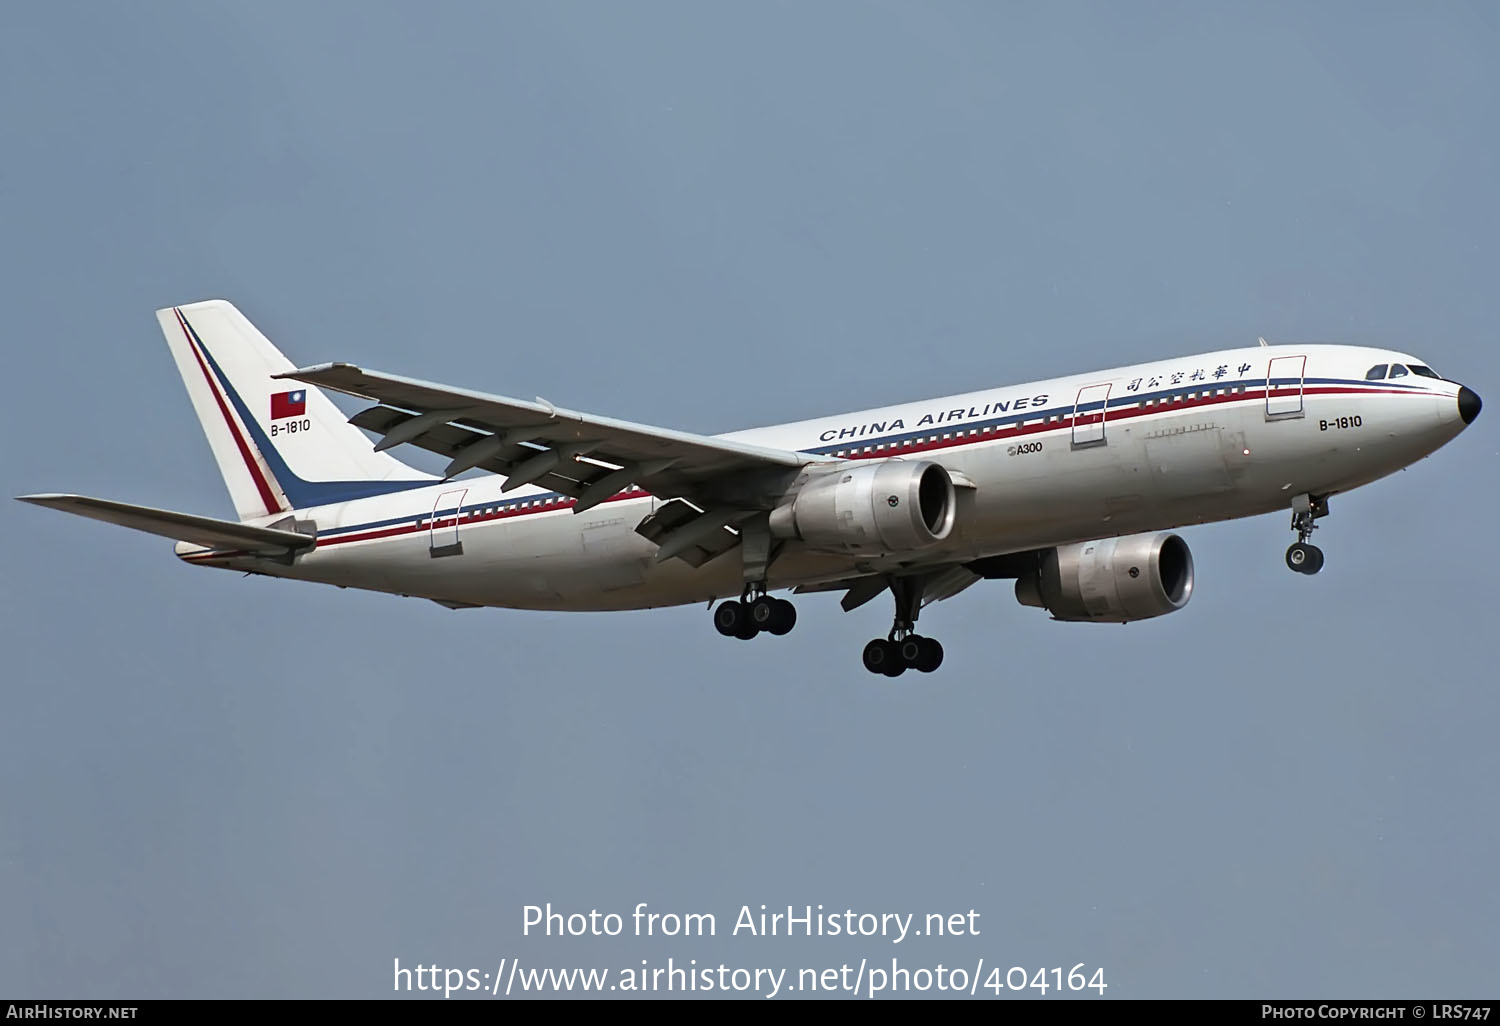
xmin=429 ymin=488 xmax=467 ymax=557
xmin=1072 ymin=383 xmax=1112 ymax=448
xmin=1266 ymin=355 xmax=1306 ymax=420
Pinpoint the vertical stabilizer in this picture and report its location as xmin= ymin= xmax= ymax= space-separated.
xmin=157 ymin=300 xmax=433 ymax=520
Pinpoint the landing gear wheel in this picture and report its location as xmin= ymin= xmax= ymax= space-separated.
xmin=713 ymin=600 xmax=743 ymax=637
xmin=749 ymin=597 xmax=779 ymax=631
xmin=915 ymin=636 xmax=944 ymax=673
xmin=714 ymin=600 xmax=759 ymax=639
xmin=767 ymin=598 xmax=797 ymax=636
xmin=746 ymin=596 xmax=796 ymax=636
xmin=897 ymin=635 xmax=944 ymax=673
xmin=1285 ymin=542 xmax=1324 ymax=575
xmin=862 ymin=639 xmax=904 ymax=676
xmin=898 ymin=636 xmax=925 ymax=666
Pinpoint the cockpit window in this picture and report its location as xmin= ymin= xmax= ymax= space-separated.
xmin=1364 ymin=364 xmax=1388 ymax=381
xmin=1388 ymin=364 xmax=1409 ymax=379
xmin=1409 ymin=364 xmax=1440 ymax=379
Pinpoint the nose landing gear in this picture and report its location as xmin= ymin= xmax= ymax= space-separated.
xmin=1285 ymin=493 xmax=1329 ymax=575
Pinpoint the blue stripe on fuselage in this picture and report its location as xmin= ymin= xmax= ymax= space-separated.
xmin=802 ymin=375 xmax=1398 ymax=456
xmin=312 ymin=377 xmax=1430 ymax=543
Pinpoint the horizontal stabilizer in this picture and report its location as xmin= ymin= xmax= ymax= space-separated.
xmin=16 ymin=494 xmax=316 ymax=553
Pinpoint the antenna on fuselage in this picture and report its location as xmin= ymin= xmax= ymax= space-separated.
xmin=1258 ymin=337 xmax=1269 ymax=347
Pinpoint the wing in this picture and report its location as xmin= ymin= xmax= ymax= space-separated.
xmin=275 ymin=362 xmax=835 ymax=565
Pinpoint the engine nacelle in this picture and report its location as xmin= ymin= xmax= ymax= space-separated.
xmin=1015 ymin=532 xmax=1194 ymax=623
xmin=768 ymin=460 xmax=956 ymax=555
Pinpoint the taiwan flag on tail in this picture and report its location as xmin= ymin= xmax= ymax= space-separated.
xmin=270 ymin=390 xmax=306 ymax=420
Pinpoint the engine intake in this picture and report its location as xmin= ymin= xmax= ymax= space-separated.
xmin=769 ymin=460 xmax=956 ymax=555
xmin=1015 ymin=532 xmax=1194 ymax=623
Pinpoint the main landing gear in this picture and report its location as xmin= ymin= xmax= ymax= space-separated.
xmin=712 ymin=514 xmax=798 ymax=640
xmin=1285 ymin=493 xmax=1329 ymax=576
xmin=862 ymin=576 xmax=944 ymax=677
xmin=711 ymin=513 xmax=798 ymax=642
xmin=713 ymin=587 xmax=797 ymax=640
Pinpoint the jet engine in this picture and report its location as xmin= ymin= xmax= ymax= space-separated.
xmin=768 ymin=460 xmax=957 ymax=555
xmin=1014 ymin=532 xmax=1194 ymax=623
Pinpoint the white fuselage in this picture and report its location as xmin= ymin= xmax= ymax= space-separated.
xmin=182 ymin=343 xmax=1471 ymax=611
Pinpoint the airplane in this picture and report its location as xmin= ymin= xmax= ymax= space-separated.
xmin=18 ymin=300 xmax=1482 ymax=676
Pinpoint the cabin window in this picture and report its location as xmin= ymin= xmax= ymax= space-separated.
xmin=1409 ymin=364 xmax=1441 ymax=379
xmin=1388 ymin=364 xmax=1409 ymax=379
xmin=1364 ymin=364 xmax=1388 ymax=380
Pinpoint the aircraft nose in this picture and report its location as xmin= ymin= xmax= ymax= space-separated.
xmin=1458 ymin=386 xmax=1482 ymax=425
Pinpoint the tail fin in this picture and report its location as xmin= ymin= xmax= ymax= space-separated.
xmin=158 ymin=300 xmax=433 ymax=520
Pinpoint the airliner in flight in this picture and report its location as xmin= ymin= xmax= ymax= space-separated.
xmin=19 ymin=301 xmax=1481 ymax=675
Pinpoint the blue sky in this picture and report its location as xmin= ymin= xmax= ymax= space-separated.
xmin=2 ymin=1 xmax=1496 ymax=998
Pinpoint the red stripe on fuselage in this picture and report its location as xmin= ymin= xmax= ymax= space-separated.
xmin=174 ymin=308 xmax=284 ymax=516
xmin=826 ymin=384 xmax=1427 ymax=459
xmin=314 ymin=486 xmax=647 ymax=549
xmin=289 ymin=383 xmax=1436 ymax=555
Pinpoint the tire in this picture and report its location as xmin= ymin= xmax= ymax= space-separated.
xmin=915 ymin=636 xmax=944 ymax=673
xmin=749 ymin=597 xmax=779 ymax=630
xmin=1286 ymin=543 xmax=1313 ymax=573
xmin=713 ymin=600 xmax=743 ymax=637
xmin=1302 ymin=544 xmax=1325 ymax=575
xmin=862 ymin=638 xmax=897 ymax=674
xmin=767 ymin=599 xmax=797 ymax=636
xmin=898 ymin=636 xmax=925 ymax=666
